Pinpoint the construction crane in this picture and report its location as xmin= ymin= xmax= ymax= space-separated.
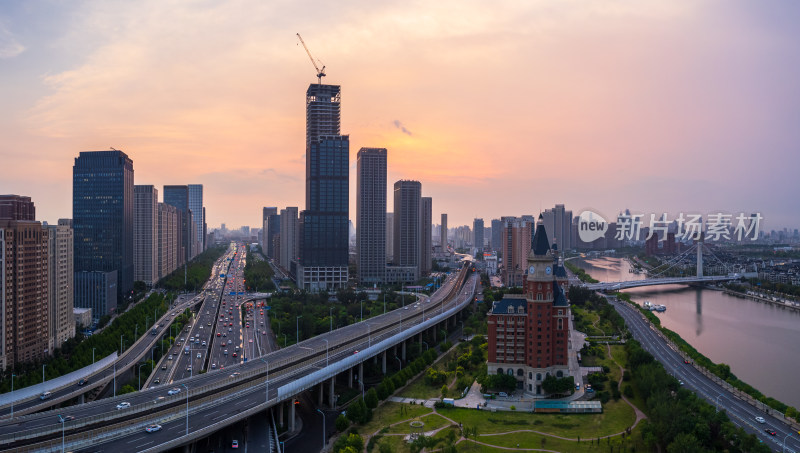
xmin=296 ymin=33 xmax=326 ymax=84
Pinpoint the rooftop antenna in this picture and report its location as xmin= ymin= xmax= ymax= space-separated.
xmin=296 ymin=33 xmax=326 ymax=84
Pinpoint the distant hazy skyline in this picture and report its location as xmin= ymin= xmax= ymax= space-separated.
xmin=1 ymin=1 xmax=798 ymax=230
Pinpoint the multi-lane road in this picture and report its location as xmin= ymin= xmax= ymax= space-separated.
xmin=611 ymin=296 xmax=799 ymax=453
xmin=147 ymin=242 xmax=273 ymax=388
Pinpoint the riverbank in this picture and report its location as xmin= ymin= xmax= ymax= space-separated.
xmin=723 ymin=288 xmax=800 ymax=312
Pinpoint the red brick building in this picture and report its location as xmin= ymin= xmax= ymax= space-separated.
xmin=487 ymin=220 xmax=571 ymax=395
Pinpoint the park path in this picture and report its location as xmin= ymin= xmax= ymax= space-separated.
xmin=606 ymin=343 xmax=647 ymax=429
xmin=361 ymin=343 xmax=648 ymax=451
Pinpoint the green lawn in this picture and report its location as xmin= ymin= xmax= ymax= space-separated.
xmin=475 ymin=428 xmax=645 ymax=452
xmin=436 ymin=399 xmax=635 ymax=439
xmin=398 ymin=373 xmax=446 ymax=399
xmin=386 ymin=413 xmax=452 ymax=434
xmin=370 ymin=434 xmax=411 ymax=453
xmin=360 ymin=402 xmax=432 ymax=437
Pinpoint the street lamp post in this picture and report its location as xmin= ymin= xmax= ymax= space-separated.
xmin=316 ymin=409 xmax=326 ymax=449
xmin=42 ymin=364 xmax=46 ymax=384
xmin=784 ymin=432 xmax=793 ymax=453
xmin=113 ymin=362 xmax=116 ymax=397
xmin=296 ymin=316 xmax=302 ymax=344
xmin=360 ymin=301 xmax=363 ymax=323
xmin=715 ymin=394 xmax=723 ymax=412
xmin=394 ymin=356 xmax=402 ymax=370
xmin=120 ymin=334 xmax=124 ymax=354
xmin=181 ymin=384 xmax=189 ymax=436
xmin=138 ymin=363 xmax=147 ymax=390
xmin=92 ymin=348 xmax=96 ymax=367
xmin=329 ymin=307 xmax=333 ymax=333
xmin=422 ymin=341 xmax=429 ymax=351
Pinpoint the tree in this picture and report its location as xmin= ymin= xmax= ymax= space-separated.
xmin=666 ymin=433 xmax=703 ymax=453
xmin=365 ymin=388 xmax=379 ymax=409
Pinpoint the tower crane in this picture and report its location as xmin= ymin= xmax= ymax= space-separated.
xmin=296 ymin=33 xmax=326 ymax=84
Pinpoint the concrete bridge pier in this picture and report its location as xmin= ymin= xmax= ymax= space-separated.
xmin=79 ymin=394 xmax=85 ymax=404
xmin=401 ymin=341 xmax=406 ymax=361
xmin=382 ymin=351 xmax=387 ymax=374
xmin=279 ymin=401 xmax=284 ymax=427
xmin=328 ymin=377 xmax=335 ymax=408
xmin=318 ymin=382 xmax=324 ymax=406
xmin=358 ymin=362 xmax=363 ymax=385
xmin=348 ymin=367 xmax=353 ymax=388
xmin=289 ymin=397 xmax=296 ymax=433
xmin=373 ymin=354 xmax=377 ymax=365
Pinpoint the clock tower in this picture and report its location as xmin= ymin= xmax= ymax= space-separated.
xmin=486 ymin=216 xmax=572 ymax=396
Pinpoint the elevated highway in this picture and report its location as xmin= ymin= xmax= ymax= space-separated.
xmin=0 ymin=262 xmax=478 ymax=452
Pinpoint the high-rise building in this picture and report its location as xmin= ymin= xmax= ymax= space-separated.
xmin=541 ymin=204 xmax=573 ymax=251
xmin=262 ymin=207 xmax=280 ymax=259
xmin=163 ymin=185 xmax=191 ymax=264
xmin=134 ymin=185 xmax=159 ymax=286
xmin=0 ymin=195 xmax=35 ymax=221
xmin=487 ymin=221 xmax=572 ymax=395
xmin=501 ymin=216 xmax=533 ymax=287
xmin=279 ymin=207 xmax=298 ymax=271
xmin=0 ymin=195 xmax=52 ymax=369
xmin=473 ymin=218 xmax=485 ymax=257
xmin=356 ymin=148 xmax=387 ymax=285
xmin=188 ymin=184 xmax=204 ymax=256
xmin=420 ymin=197 xmax=432 ymax=276
xmin=491 ymin=219 xmax=502 ymax=256
xmin=393 ymin=180 xmax=421 ymax=281
xmin=73 ymin=150 xmax=133 ymax=314
xmin=45 ymin=219 xmax=75 ymax=349
xmin=386 ymin=213 xmax=394 ymax=262
xmin=298 ymin=83 xmax=349 ymax=291
xmin=1 ymin=220 xmax=50 ymax=370
xmin=440 ymin=214 xmax=448 ymax=249
xmin=158 ymin=202 xmax=178 ymax=279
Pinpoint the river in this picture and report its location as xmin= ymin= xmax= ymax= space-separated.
xmin=572 ymin=255 xmax=800 ymax=409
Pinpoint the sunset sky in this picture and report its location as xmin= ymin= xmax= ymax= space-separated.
xmin=1 ymin=1 xmax=798 ymax=230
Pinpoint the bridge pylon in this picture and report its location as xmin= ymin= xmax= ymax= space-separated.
xmin=696 ymin=238 xmax=703 ymax=277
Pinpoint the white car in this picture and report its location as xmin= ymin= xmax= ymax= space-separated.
xmin=167 ymin=388 xmax=181 ymax=396
xmin=145 ymin=424 xmax=162 ymax=433
xmin=116 ymin=402 xmax=131 ymax=410
xmin=755 ymin=416 xmax=766 ymax=424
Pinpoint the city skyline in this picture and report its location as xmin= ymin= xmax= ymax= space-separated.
xmin=2 ymin=1 xmax=799 ymax=229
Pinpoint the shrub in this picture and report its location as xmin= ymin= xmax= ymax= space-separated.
xmin=335 ymin=414 xmax=350 ymax=432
